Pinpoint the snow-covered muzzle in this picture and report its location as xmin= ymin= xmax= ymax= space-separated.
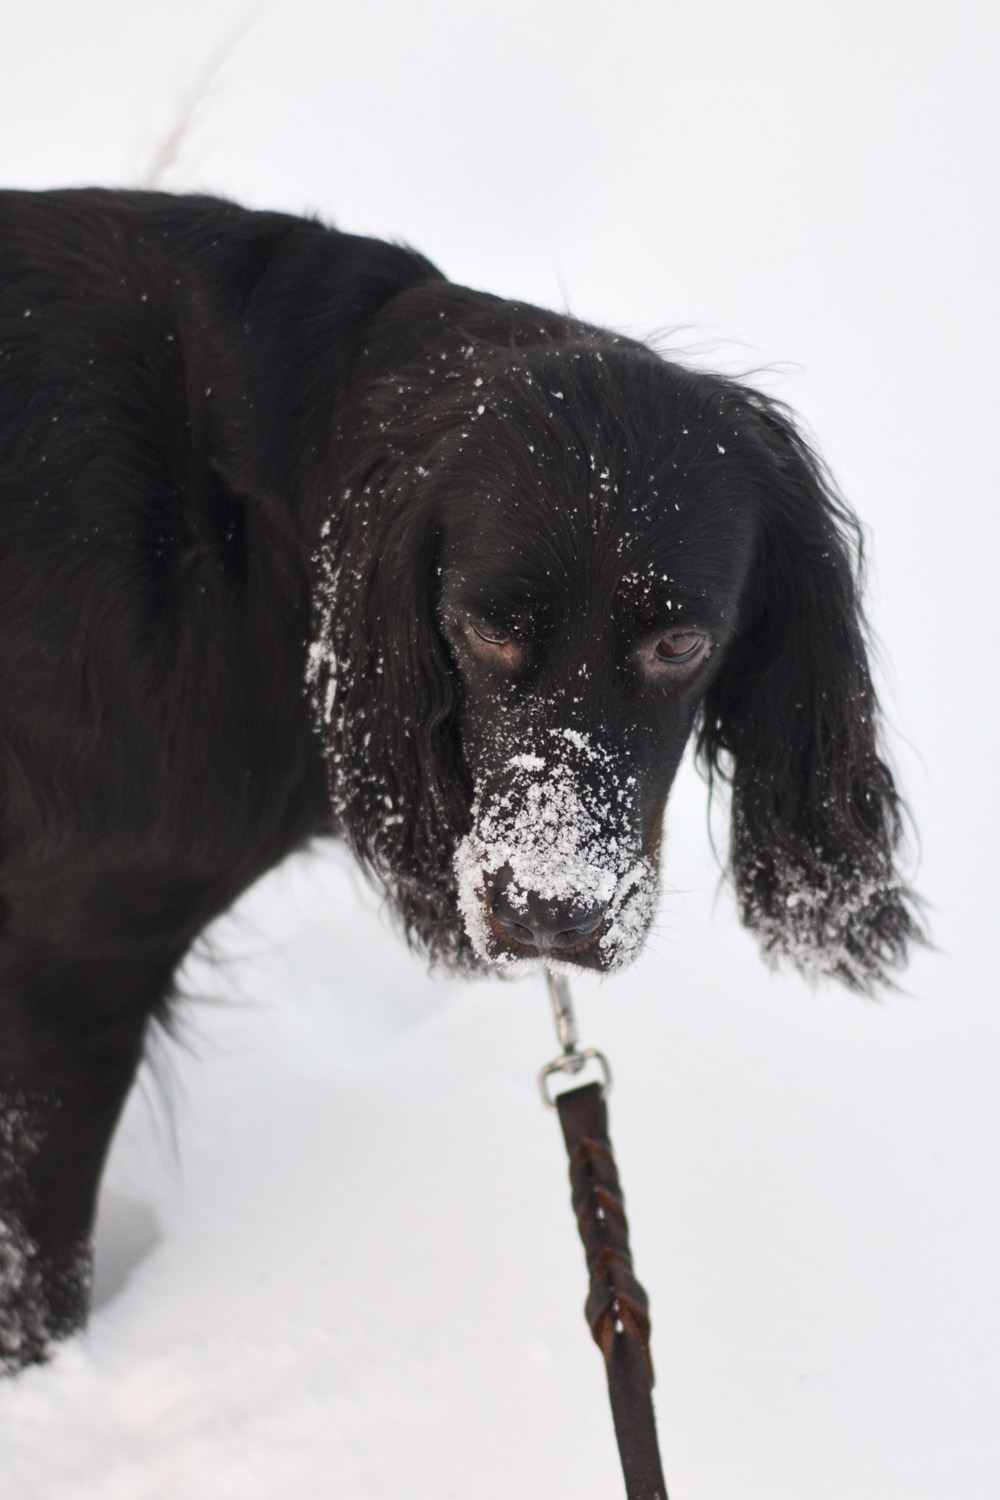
xmin=453 ymin=727 xmax=658 ymax=972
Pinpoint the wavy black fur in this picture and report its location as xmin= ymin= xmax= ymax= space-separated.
xmin=0 ymin=189 xmax=919 ymax=1370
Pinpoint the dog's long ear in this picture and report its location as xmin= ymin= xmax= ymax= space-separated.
xmin=308 ymin=382 xmax=474 ymax=967
xmin=697 ymin=392 xmax=922 ymax=990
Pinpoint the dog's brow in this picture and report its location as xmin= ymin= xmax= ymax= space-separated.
xmin=445 ymin=580 xmax=538 ymax=626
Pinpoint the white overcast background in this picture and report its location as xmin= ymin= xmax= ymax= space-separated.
xmin=0 ymin=3 xmax=997 ymax=1497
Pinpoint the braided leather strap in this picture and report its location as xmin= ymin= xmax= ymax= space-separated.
xmin=556 ymin=1081 xmax=668 ymax=1500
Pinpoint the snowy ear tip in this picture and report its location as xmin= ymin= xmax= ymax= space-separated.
xmin=739 ymin=861 xmax=926 ymax=993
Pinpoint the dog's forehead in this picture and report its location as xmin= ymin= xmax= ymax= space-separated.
xmin=438 ymin=446 xmax=758 ymax=630
xmin=436 ymin=347 xmax=759 ymax=589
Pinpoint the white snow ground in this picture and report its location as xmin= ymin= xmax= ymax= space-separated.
xmin=1 ymin=2 xmax=998 ymax=1496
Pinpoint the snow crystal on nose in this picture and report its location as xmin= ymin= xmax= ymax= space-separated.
xmin=454 ymin=735 xmax=656 ymax=970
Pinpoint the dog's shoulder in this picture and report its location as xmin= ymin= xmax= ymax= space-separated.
xmin=0 ymin=191 xmax=354 ymax=879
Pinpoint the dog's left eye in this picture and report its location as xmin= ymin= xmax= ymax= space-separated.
xmin=652 ymin=632 xmax=706 ymax=665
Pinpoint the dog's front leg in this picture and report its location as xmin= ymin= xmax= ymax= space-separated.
xmin=0 ymin=961 xmax=154 ymax=1373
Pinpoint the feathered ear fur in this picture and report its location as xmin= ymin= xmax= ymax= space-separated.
xmin=697 ymin=390 xmax=922 ymax=990
xmin=307 ymin=365 xmax=475 ymax=967
xmin=305 ymin=289 xmax=608 ymax=968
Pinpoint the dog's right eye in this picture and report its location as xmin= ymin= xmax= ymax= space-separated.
xmin=469 ymin=621 xmax=511 ymax=647
xmin=462 ymin=618 xmax=524 ymax=670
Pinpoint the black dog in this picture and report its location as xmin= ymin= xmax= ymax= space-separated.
xmin=0 ymin=188 xmax=919 ymax=1371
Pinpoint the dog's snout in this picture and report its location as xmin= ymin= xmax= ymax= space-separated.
xmin=490 ymin=888 xmax=606 ymax=953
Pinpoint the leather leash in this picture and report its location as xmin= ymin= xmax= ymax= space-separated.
xmin=541 ymin=970 xmax=669 ymax=1500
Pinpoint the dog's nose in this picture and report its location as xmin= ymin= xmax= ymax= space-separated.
xmin=491 ymin=889 xmax=607 ymax=953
